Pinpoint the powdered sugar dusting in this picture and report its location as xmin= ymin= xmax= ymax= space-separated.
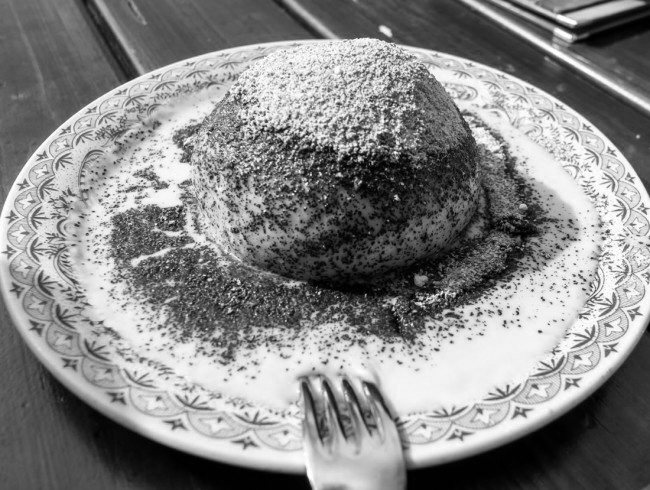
xmin=229 ymin=38 xmax=467 ymax=161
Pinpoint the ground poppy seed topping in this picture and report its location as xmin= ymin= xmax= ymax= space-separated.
xmin=229 ymin=39 xmax=467 ymax=159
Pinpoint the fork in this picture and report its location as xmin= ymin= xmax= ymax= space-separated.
xmin=300 ymin=375 xmax=407 ymax=490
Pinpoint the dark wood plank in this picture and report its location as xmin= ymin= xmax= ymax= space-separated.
xmin=279 ymin=0 xmax=650 ymax=192
xmin=0 ymin=0 xmax=127 ymax=488
xmin=86 ymin=0 xmax=315 ymax=76
xmin=461 ymin=0 xmax=650 ymax=118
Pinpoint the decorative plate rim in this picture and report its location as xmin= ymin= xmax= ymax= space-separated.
xmin=2 ymin=40 xmax=649 ymax=473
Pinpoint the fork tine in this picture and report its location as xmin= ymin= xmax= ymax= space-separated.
xmin=341 ymin=377 xmax=370 ymax=441
xmin=363 ymin=381 xmax=401 ymax=443
xmin=300 ymin=378 xmax=321 ymax=444
xmin=320 ymin=376 xmax=345 ymax=449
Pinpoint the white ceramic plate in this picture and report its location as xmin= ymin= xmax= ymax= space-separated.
xmin=2 ymin=41 xmax=650 ymax=473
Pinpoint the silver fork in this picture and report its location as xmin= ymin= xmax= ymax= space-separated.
xmin=300 ymin=375 xmax=407 ymax=490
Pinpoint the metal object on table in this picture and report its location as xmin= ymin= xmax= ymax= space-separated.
xmin=300 ymin=375 xmax=407 ymax=490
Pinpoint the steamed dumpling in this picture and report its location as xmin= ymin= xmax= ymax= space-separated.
xmin=191 ymin=39 xmax=480 ymax=283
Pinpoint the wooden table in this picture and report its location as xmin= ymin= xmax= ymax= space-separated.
xmin=1 ymin=1 xmax=649 ymax=488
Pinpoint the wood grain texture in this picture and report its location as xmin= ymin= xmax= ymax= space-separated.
xmin=0 ymin=0 xmax=126 ymax=488
xmin=279 ymin=0 xmax=650 ymax=192
xmin=459 ymin=0 xmax=650 ymax=117
xmin=86 ymin=0 xmax=315 ymax=76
